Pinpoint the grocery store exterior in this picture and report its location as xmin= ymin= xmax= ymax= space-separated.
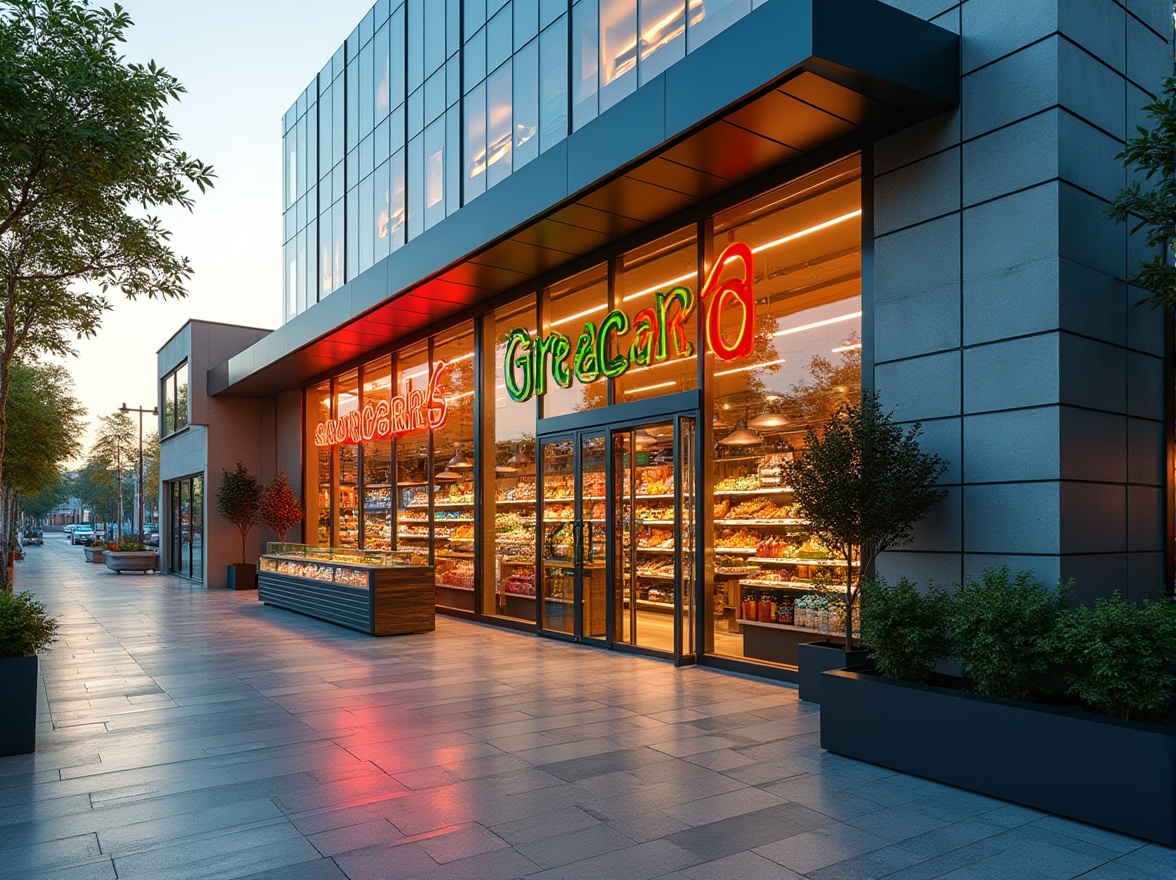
xmin=158 ymin=0 xmax=1173 ymax=678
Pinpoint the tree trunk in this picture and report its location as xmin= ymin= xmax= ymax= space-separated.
xmin=844 ymin=547 xmax=855 ymax=655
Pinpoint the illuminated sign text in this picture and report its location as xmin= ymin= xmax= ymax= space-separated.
xmin=314 ymin=360 xmax=450 ymax=446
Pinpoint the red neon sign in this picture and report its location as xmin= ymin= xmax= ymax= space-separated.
xmin=701 ymin=241 xmax=755 ymax=361
xmin=314 ymin=360 xmax=450 ymax=447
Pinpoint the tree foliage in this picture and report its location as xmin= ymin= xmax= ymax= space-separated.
xmin=0 ymin=0 xmax=212 ymax=581
xmin=4 ymin=359 xmax=83 ymax=499
xmin=216 ymin=461 xmax=261 ymax=564
xmin=72 ymin=412 xmax=134 ymax=536
xmin=0 ymin=589 xmax=56 ymax=656
xmin=859 ymin=576 xmax=952 ymax=684
xmin=1108 ymin=76 xmax=1176 ymax=308
xmin=259 ymin=470 xmax=303 ymax=543
xmin=787 ymin=392 xmax=947 ymax=651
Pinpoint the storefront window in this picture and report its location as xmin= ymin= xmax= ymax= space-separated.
xmin=307 ymin=380 xmax=331 ymax=545
xmin=706 ymin=156 xmax=862 ymax=664
xmin=614 ymin=226 xmax=698 ymax=402
xmin=335 ymin=370 xmax=360 ymax=548
xmin=395 ymin=342 xmax=432 ymax=562
xmin=541 ymin=262 xmax=608 ymax=418
xmin=361 ymin=357 xmax=393 ymax=549
xmin=432 ymin=323 xmax=476 ymax=610
xmin=488 ymin=296 xmax=538 ymax=622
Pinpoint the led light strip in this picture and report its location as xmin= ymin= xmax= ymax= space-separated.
xmin=773 ymin=311 xmax=861 ymax=338
xmin=714 ymin=356 xmax=787 ymax=378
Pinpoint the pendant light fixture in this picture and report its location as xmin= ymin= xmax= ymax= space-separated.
xmin=748 ymin=400 xmax=790 ymax=431
xmin=507 ymin=443 xmax=529 ymax=469
xmin=495 ymin=443 xmax=519 ymax=475
xmin=447 ymin=442 xmax=472 ymax=470
xmin=435 ymin=466 xmax=462 ymax=482
xmin=712 ymin=409 xmax=730 ymax=432
xmin=634 ymin=428 xmax=659 ymax=447
xmin=719 ymin=407 xmax=764 ymax=446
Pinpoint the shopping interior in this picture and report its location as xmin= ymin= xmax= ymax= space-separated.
xmin=298 ymin=155 xmax=863 ymax=670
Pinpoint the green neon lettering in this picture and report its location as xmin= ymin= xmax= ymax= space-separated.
xmin=598 ymin=309 xmax=630 ymax=379
xmin=574 ymin=323 xmax=600 ymax=382
xmin=504 ymin=329 xmax=535 ymax=402
xmin=656 ymin=286 xmax=695 ymax=360
xmin=550 ymin=334 xmax=572 ymax=388
xmin=629 ymin=308 xmax=658 ymax=367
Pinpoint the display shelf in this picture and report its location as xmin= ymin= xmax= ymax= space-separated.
xmin=713 ymin=487 xmax=793 ymax=496
xmin=738 ymin=618 xmax=825 ymax=634
xmin=714 ymin=547 xmax=757 ymax=555
xmin=718 ymin=518 xmax=807 ymax=526
xmin=635 ymin=546 xmax=675 ymax=554
xmin=749 ymin=556 xmax=846 ymax=566
xmin=739 ymin=578 xmax=815 ymax=590
xmin=494 ymin=498 xmax=538 ymax=506
xmin=636 ymin=598 xmax=674 ymax=610
xmin=436 ymin=551 xmax=475 ymax=559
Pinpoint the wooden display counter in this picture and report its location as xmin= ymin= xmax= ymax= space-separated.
xmin=258 ymin=544 xmax=435 ymax=636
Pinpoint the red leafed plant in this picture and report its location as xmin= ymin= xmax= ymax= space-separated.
xmin=259 ymin=470 xmax=303 ymax=543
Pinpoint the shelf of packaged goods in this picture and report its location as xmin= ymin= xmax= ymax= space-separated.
xmin=397 ymin=481 xmax=428 ymax=487
xmin=634 ymin=518 xmax=676 ymax=526
xmin=749 ymin=556 xmax=848 ymax=566
xmin=500 ymin=558 xmax=535 ymax=567
xmin=714 ymin=547 xmax=757 ymax=555
xmin=433 ymin=517 xmax=475 ymax=524
xmin=435 ymin=552 xmax=475 ymax=559
xmin=625 ymin=570 xmax=675 ymax=580
xmin=365 ymin=483 xmax=392 ymax=489
xmin=717 ymin=519 xmax=807 ymax=527
xmin=436 ymin=582 xmax=474 ymax=591
xmin=494 ymin=498 xmax=537 ymax=506
xmin=632 ymin=493 xmax=674 ymax=500
xmin=738 ymin=618 xmax=828 ymax=634
xmin=635 ymin=546 xmax=676 ymax=554
xmin=396 ymin=533 xmax=430 ymax=541
xmin=715 ymin=568 xmax=760 ymax=577
xmin=738 ymin=579 xmax=816 ymax=590
xmin=712 ymin=487 xmax=793 ymax=496
xmin=433 ymin=501 xmax=474 ymax=509
xmin=542 ymin=559 xmax=606 ymax=568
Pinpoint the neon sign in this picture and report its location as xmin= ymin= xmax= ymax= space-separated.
xmin=505 ymin=242 xmax=755 ymax=403
xmin=314 ymin=360 xmax=450 ymax=447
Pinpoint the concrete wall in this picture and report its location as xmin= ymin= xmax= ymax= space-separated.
xmin=158 ymin=320 xmax=275 ymax=587
xmin=873 ymin=0 xmax=1171 ymax=602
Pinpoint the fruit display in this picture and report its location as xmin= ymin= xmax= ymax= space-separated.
xmin=504 ymin=571 xmax=535 ymax=596
xmin=437 ymin=559 xmax=474 ymax=589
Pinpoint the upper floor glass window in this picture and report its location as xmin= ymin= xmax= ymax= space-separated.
xmin=161 ymin=362 xmax=189 ymax=437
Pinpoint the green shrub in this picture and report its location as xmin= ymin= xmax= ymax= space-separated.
xmin=1055 ymin=592 xmax=1176 ymax=723
xmin=860 ymin=576 xmax=951 ymax=683
xmin=951 ymin=567 xmax=1068 ymax=701
xmin=115 ymin=539 xmax=146 ymax=552
xmin=0 ymin=590 xmax=58 ymax=657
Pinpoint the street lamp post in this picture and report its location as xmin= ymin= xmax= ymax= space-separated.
xmin=120 ymin=404 xmax=157 ymax=540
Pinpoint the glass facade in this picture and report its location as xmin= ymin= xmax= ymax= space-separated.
xmin=168 ymin=474 xmax=203 ymax=580
xmin=304 ymin=156 xmax=862 ymax=672
xmin=282 ymin=0 xmax=761 ymax=320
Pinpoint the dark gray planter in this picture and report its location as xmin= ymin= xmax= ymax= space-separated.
xmin=796 ymin=640 xmax=869 ymax=703
xmin=820 ymin=668 xmax=1175 ymax=846
xmin=228 ymin=563 xmax=257 ymax=590
xmin=0 ymin=654 xmax=38 ymax=756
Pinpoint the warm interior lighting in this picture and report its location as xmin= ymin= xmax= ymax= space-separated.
xmin=623 ymin=380 xmax=675 ymax=396
xmin=634 ymin=428 xmax=660 ymax=447
xmin=447 ymin=443 xmax=472 ymax=470
xmin=714 ymin=357 xmax=787 ymax=378
xmin=552 ymin=302 xmax=607 ymax=327
xmin=718 ymin=414 xmax=764 ymax=447
xmin=831 ymin=342 xmax=862 ymax=353
xmin=435 ymin=467 xmax=462 ymax=481
xmin=774 ymin=311 xmax=861 ymax=338
xmin=751 ymin=210 xmax=861 ymax=255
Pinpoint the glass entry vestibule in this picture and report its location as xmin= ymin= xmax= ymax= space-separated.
xmin=538 ymin=415 xmax=696 ymax=663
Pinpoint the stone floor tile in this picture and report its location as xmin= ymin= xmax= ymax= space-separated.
xmin=661 ymin=786 xmax=788 ymax=826
xmin=306 ymin=817 xmax=405 ymax=857
xmin=414 ymin=823 xmax=510 ymax=864
xmin=681 ymin=850 xmax=806 ymax=880
xmin=754 ymin=823 xmax=893 ymax=874
xmin=524 ymin=838 xmax=702 ymax=880
xmin=513 ymin=821 xmax=636 ymax=868
xmin=236 ymin=856 xmax=351 ymax=879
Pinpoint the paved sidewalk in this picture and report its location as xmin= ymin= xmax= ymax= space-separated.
xmin=1 ymin=537 xmax=1170 ymax=880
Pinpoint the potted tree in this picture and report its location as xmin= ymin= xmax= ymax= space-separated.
xmin=0 ymin=590 xmax=58 ymax=755
xmin=216 ymin=461 xmax=262 ymax=590
xmin=787 ymin=392 xmax=947 ymax=702
xmin=258 ymin=469 xmax=303 ymax=549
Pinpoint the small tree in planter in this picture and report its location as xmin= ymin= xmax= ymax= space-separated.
xmin=216 ymin=461 xmax=262 ymax=589
xmin=259 ymin=470 xmax=303 ymax=546
xmin=0 ymin=590 xmax=57 ymax=755
xmin=788 ymin=392 xmax=947 ymax=658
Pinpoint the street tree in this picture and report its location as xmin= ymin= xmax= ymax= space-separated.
xmin=0 ymin=0 xmax=213 ymax=544
xmin=1108 ymin=76 xmax=1176 ymax=308
xmin=78 ymin=413 xmax=136 ymax=539
xmin=787 ymin=393 xmax=948 ymax=656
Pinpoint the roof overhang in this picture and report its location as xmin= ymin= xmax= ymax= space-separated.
xmin=211 ymin=0 xmax=958 ymax=397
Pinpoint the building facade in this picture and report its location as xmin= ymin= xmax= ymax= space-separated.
xmin=159 ymin=0 xmax=1173 ymax=677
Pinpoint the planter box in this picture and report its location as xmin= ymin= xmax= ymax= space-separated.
xmin=820 ymin=668 xmax=1175 ymax=846
xmin=796 ymin=640 xmax=869 ymax=703
xmin=104 ymin=551 xmax=159 ymax=573
xmin=0 ymin=654 xmax=38 ymax=756
xmin=82 ymin=546 xmax=105 ymax=564
xmin=228 ymin=563 xmax=257 ymax=590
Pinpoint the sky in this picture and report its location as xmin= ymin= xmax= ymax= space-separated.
xmin=57 ymin=0 xmax=375 ymax=463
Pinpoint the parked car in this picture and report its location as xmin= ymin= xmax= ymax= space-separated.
xmin=70 ymin=525 xmax=95 ymax=545
xmin=63 ymin=524 xmax=78 ymax=535
xmin=144 ymin=528 xmax=159 ymax=547
xmin=22 ymin=527 xmax=42 ymax=545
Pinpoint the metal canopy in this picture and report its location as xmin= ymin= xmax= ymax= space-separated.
xmin=211 ymin=0 xmax=958 ymax=398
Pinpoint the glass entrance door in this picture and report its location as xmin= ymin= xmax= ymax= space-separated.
xmin=539 ymin=433 xmax=607 ymax=638
xmin=612 ymin=418 xmax=695 ymax=660
xmin=537 ymin=416 xmax=696 ymax=662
